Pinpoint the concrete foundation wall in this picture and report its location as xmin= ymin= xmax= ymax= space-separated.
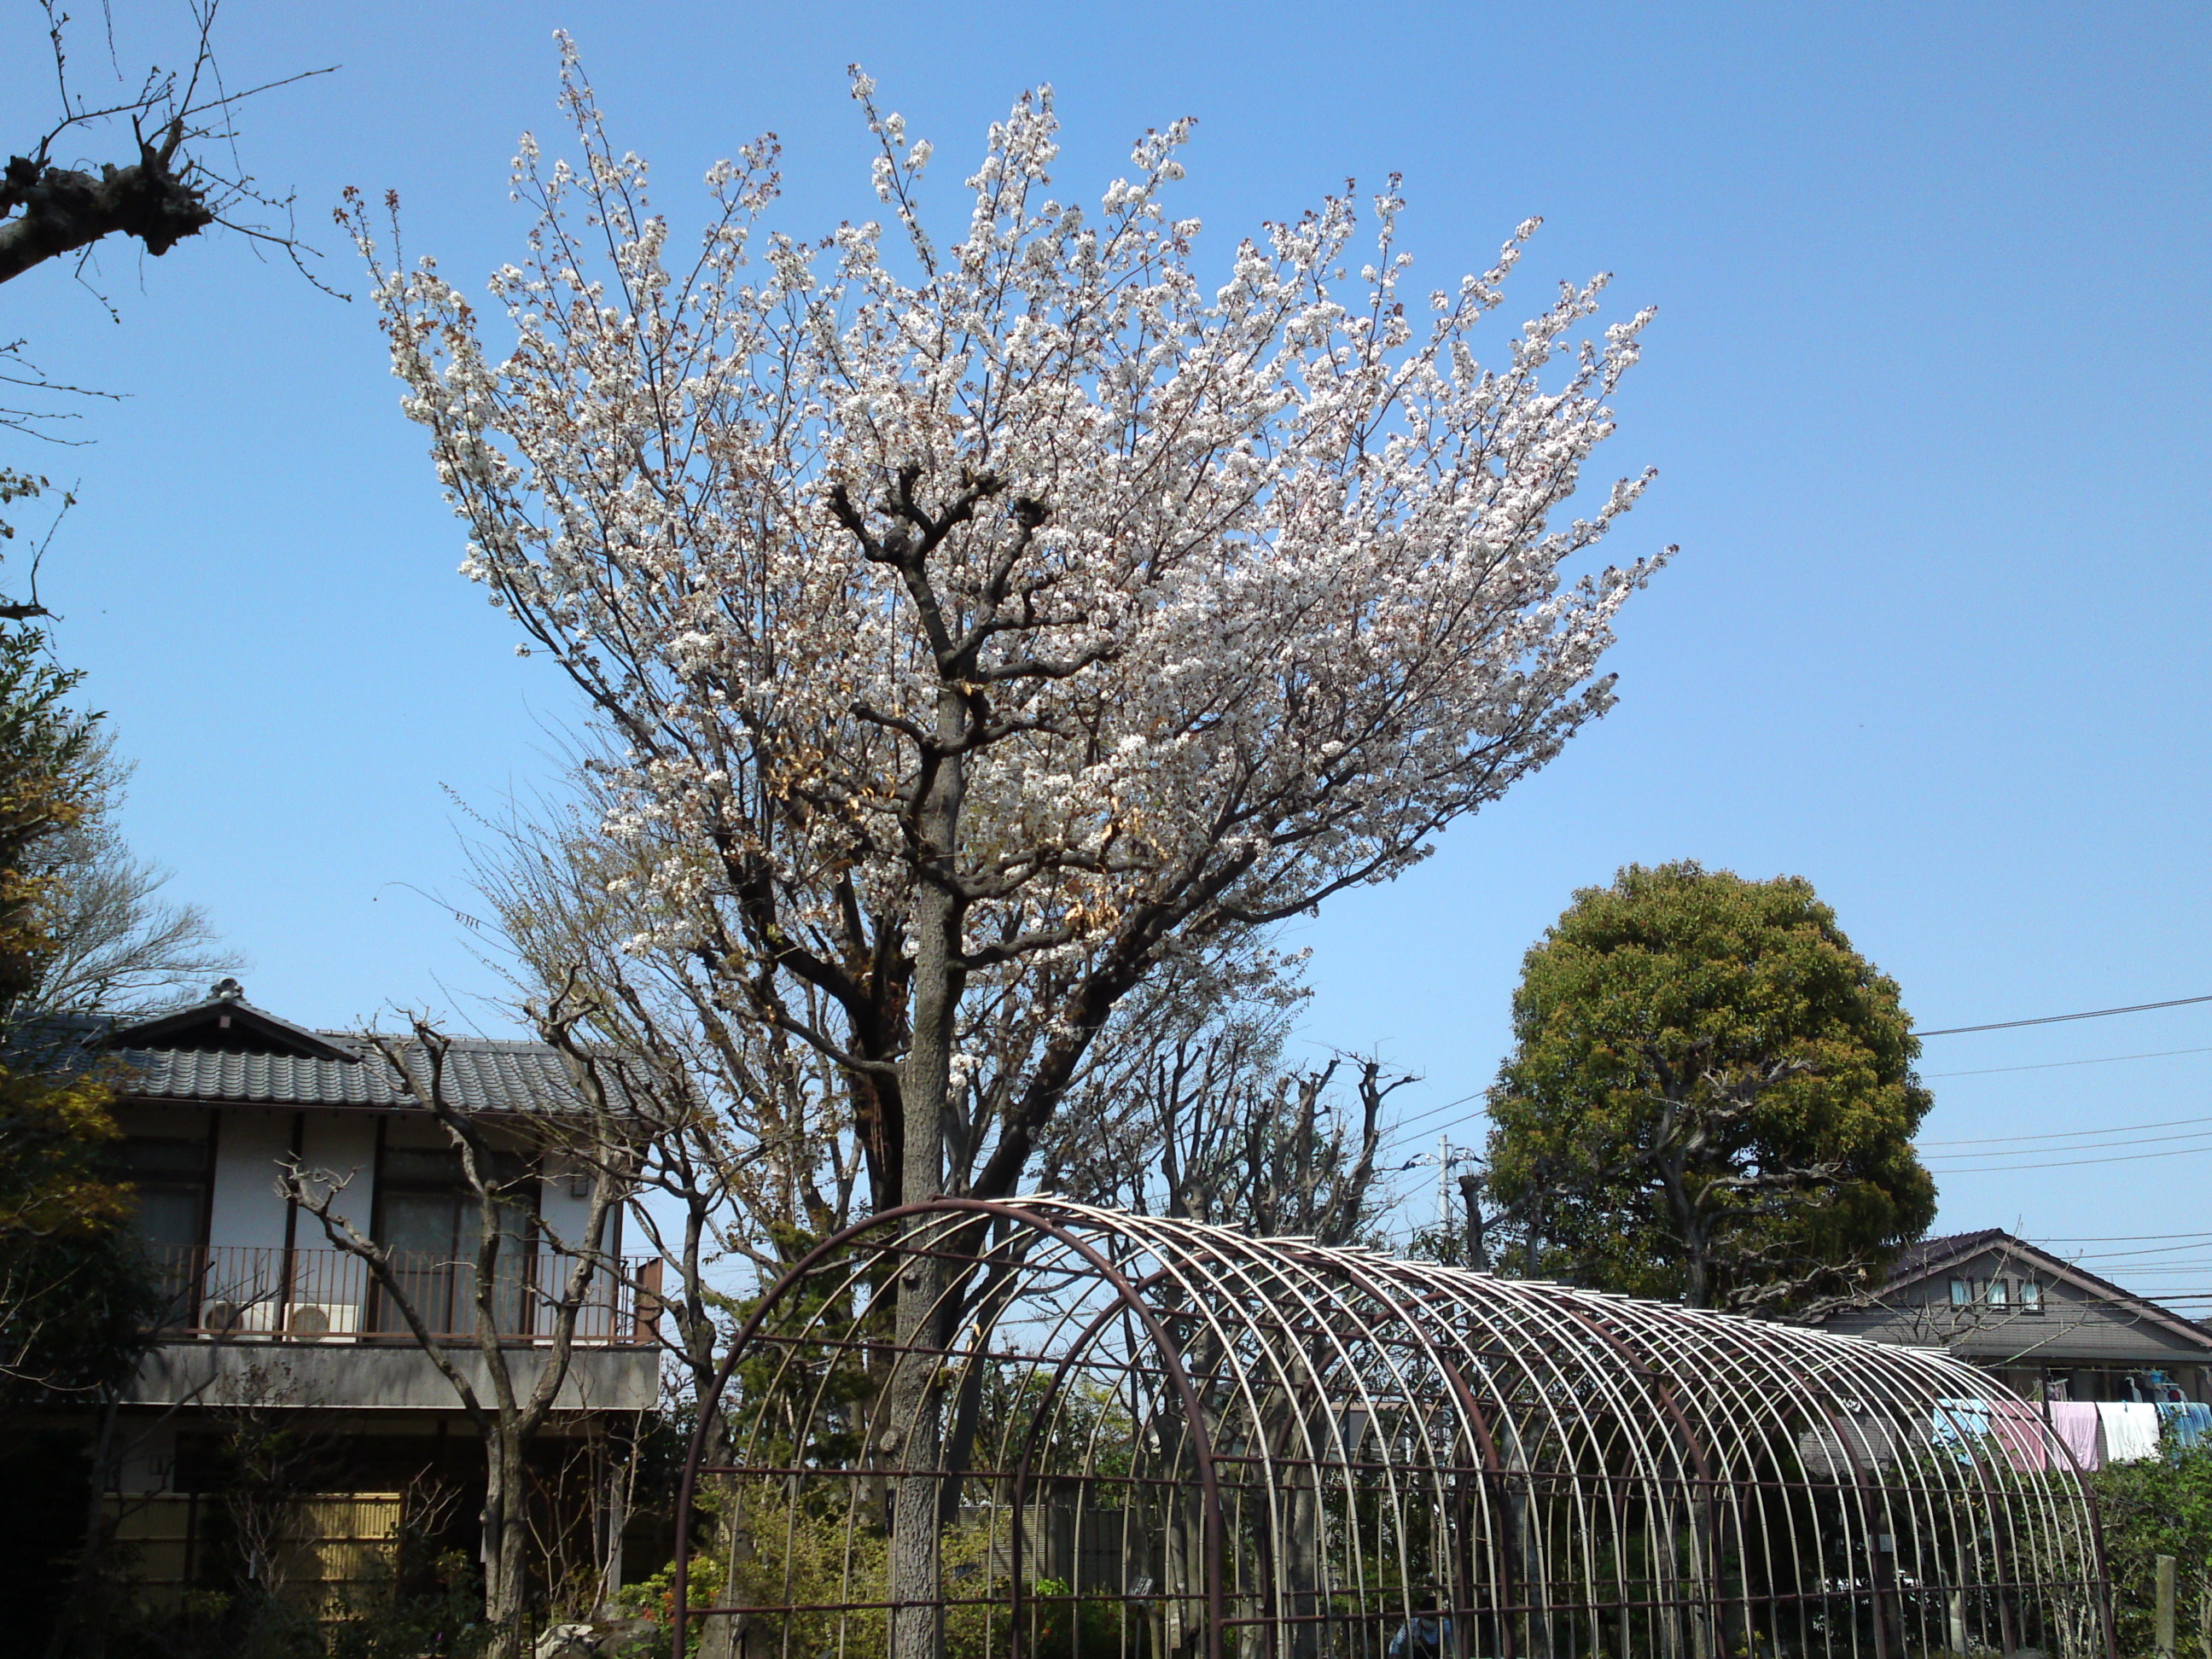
xmin=128 ymin=1340 xmax=658 ymax=1413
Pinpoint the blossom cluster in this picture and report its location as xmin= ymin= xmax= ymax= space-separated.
xmin=357 ymin=46 xmax=1665 ymax=1194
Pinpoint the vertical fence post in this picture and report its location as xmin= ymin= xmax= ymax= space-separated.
xmin=2196 ymin=1562 xmax=2209 ymax=1659
xmin=2156 ymin=1555 xmax=2177 ymax=1659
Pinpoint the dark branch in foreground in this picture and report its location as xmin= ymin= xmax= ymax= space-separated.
xmin=0 ymin=2 xmax=338 ymax=293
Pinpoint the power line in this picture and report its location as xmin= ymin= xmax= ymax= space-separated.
xmin=1924 ymin=1140 xmax=2212 ymax=1174
xmin=1386 ymin=1088 xmax=1486 ymax=1138
xmin=1924 ymin=1126 xmax=2212 ymax=1159
xmin=2059 ymin=1240 xmax=2212 ymax=1260
xmin=1929 ymin=1045 xmax=2212 ymax=1079
xmin=1921 ymin=1110 xmax=2212 ymax=1147
xmin=1918 ymin=992 xmax=2212 ymax=1038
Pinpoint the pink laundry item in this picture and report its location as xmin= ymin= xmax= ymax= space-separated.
xmin=1990 ymin=1398 xmax=2049 ymax=1471
xmin=2044 ymin=1402 xmax=2102 ymax=1470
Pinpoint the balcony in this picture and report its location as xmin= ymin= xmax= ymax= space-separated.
xmin=146 ymin=1244 xmax=661 ymax=1347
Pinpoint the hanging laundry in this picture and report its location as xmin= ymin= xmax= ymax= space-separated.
xmin=1933 ymin=1398 xmax=1991 ymax=1447
xmin=2098 ymin=1401 xmax=2162 ymax=1463
xmin=2044 ymin=1401 xmax=2102 ymax=1470
xmin=2156 ymin=1400 xmax=2212 ymax=1452
xmin=1991 ymin=1399 xmax=2049 ymax=1471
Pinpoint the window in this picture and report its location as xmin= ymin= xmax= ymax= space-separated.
xmin=1949 ymin=1278 xmax=1971 ymax=1307
xmin=374 ymin=1145 xmax=535 ymax=1337
xmin=1987 ymin=1278 xmax=2009 ymax=1307
xmin=118 ymin=1134 xmax=212 ymax=1322
xmin=2020 ymin=1280 xmax=2043 ymax=1314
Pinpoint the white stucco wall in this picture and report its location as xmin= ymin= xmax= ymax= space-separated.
xmin=297 ymin=1110 xmax=378 ymax=1235
xmin=207 ymin=1107 xmax=291 ymax=1251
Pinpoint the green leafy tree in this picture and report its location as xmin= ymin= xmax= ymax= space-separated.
xmin=1485 ymin=861 xmax=1936 ymax=1314
xmin=0 ymin=621 xmax=154 ymax=1401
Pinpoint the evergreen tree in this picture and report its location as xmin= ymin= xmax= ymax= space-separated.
xmin=1486 ymin=861 xmax=1936 ymax=1315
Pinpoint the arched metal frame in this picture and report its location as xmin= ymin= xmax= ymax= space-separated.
xmin=675 ymin=1199 xmax=2113 ymax=1659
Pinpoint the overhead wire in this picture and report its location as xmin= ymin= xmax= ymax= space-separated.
xmin=1920 ymin=1110 xmax=2212 ymax=1147
xmin=1920 ymin=1141 xmax=2212 ymax=1174
xmin=1918 ymin=992 xmax=2212 ymax=1037
xmin=1371 ymin=994 xmax=2212 ymax=1195
xmin=1924 ymin=1129 xmax=2212 ymax=1162
xmin=1929 ymin=1045 xmax=2212 ymax=1078
xmin=1382 ymin=1087 xmax=1487 ymax=1144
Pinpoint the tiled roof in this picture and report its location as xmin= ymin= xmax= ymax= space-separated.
xmin=1863 ymin=1226 xmax=2212 ymax=1354
xmin=108 ymin=1037 xmax=589 ymax=1115
xmin=12 ymin=987 xmax=605 ymax=1115
xmin=1879 ymin=1229 xmax=2011 ymax=1287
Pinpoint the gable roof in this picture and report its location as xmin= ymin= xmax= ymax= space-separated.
xmin=32 ymin=981 xmax=600 ymax=1118
xmin=106 ymin=980 xmax=358 ymax=1062
xmin=1874 ymin=1227 xmax=2212 ymax=1355
xmin=108 ymin=1037 xmax=591 ymax=1115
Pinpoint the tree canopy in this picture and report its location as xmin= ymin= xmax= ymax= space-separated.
xmin=368 ymin=55 xmax=1666 ymax=1659
xmin=0 ymin=624 xmax=160 ymax=1402
xmin=1485 ymin=860 xmax=1936 ymax=1315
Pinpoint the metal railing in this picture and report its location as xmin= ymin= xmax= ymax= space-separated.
xmin=146 ymin=1244 xmax=661 ymax=1345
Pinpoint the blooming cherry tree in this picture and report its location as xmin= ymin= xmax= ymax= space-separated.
xmin=360 ymin=47 xmax=1664 ymax=1656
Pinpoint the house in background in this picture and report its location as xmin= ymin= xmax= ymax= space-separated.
xmin=1813 ymin=1227 xmax=2212 ymax=1404
xmin=76 ymin=980 xmax=661 ymax=1615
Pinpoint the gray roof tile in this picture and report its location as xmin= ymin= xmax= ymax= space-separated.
xmin=109 ymin=1036 xmax=589 ymax=1115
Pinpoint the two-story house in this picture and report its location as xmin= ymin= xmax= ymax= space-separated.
xmin=1813 ymin=1226 xmax=2212 ymax=1404
xmin=78 ymin=980 xmax=661 ymax=1616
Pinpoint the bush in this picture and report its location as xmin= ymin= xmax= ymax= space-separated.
xmin=2087 ymin=1440 xmax=2212 ymax=1658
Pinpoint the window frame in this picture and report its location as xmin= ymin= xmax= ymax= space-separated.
xmin=369 ymin=1131 xmax=541 ymax=1340
xmin=115 ymin=1117 xmax=218 ymax=1325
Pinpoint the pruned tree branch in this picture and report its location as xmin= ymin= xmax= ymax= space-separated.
xmin=1 ymin=1 xmax=338 ymax=293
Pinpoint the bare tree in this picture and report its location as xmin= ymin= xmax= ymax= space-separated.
xmin=281 ymin=1012 xmax=633 ymax=1659
xmin=1 ymin=0 xmax=334 ymax=292
xmin=1040 ymin=993 xmax=1407 ymax=1249
xmin=2 ymin=2 xmax=338 ymax=616
xmin=463 ymin=784 xmax=863 ymax=1419
xmin=21 ymin=732 xmax=239 ymax=1014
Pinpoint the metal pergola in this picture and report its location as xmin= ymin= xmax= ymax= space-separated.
xmin=675 ymin=1198 xmax=2111 ymax=1659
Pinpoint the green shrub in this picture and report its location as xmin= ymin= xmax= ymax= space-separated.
xmin=2087 ymin=1440 xmax=2212 ymax=1658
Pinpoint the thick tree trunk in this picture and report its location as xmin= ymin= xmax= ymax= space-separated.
xmin=483 ymin=1428 xmax=531 ymax=1659
xmin=888 ymin=967 xmax=950 ymax=1659
xmin=888 ymin=691 xmax=965 ymax=1659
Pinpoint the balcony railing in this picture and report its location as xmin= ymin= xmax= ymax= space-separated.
xmin=146 ymin=1244 xmax=661 ymax=1346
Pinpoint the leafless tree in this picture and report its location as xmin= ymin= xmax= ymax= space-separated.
xmin=462 ymin=788 xmax=863 ymax=1419
xmin=20 ymin=731 xmax=240 ymax=1014
xmin=1 ymin=0 xmax=334 ymax=294
xmin=1039 ymin=993 xmax=1408 ymax=1249
xmin=281 ymin=1011 xmax=633 ymax=1659
xmin=2 ymin=2 xmax=337 ymax=616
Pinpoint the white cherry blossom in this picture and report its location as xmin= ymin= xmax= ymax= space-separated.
xmin=358 ymin=38 xmax=1666 ymax=1276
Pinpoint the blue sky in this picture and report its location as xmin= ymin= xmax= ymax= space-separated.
xmin=5 ymin=3 xmax=2208 ymax=1284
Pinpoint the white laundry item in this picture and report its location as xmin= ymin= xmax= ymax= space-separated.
xmin=2098 ymin=1401 xmax=2162 ymax=1463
